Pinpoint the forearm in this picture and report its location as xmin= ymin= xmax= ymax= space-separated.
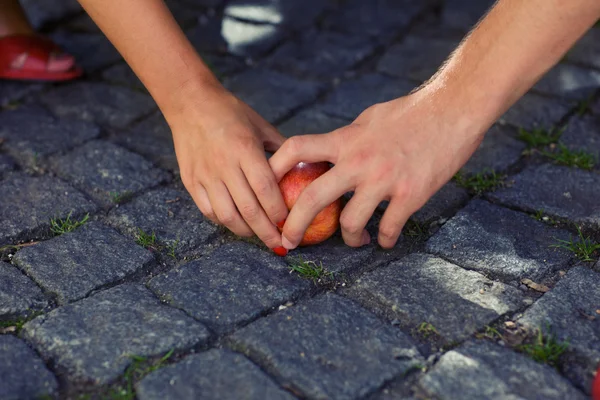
xmin=424 ymin=0 xmax=600 ymax=135
xmin=77 ymin=0 xmax=220 ymax=118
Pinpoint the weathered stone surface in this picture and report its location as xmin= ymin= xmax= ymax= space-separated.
xmin=107 ymin=187 xmax=218 ymax=253
xmin=488 ymin=164 xmax=600 ymax=229
xmin=0 ymin=104 xmax=100 ymax=165
xmin=0 ymin=153 xmax=16 ymax=175
xmin=461 ymin=124 xmax=525 ymax=175
xmin=566 ymin=27 xmax=600 ymax=70
xmin=21 ymin=0 xmax=81 ymax=29
xmin=22 ymin=284 xmax=210 ymax=384
xmin=231 ymin=293 xmax=423 ymax=400
xmin=278 ymin=107 xmax=349 ymax=137
xmin=40 ymin=82 xmax=156 ymax=129
xmin=320 ymin=74 xmax=416 ymax=120
xmin=50 ymin=32 xmax=122 ymax=72
xmin=498 ymin=92 xmax=573 ymax=130
xmin=559 ymin=114 xmax=600 ymax=161
xmin=0 ymin=173 xmax=97 ymax=245
xmin=49 ymin=140 xmax=170 ymax=206
xmin=377 ymin=35 xmax=459 ymax=82
xmin=420 ymin=340 xmax=586 ymax=399
xmin=13 ymin=222 xmax=154 ymax=304
xmin=425 ymin=199 xmax=573 ymax=281
xmin=410 ymin=183 xmax=470 ymax=225
xmin=0 ymin=335 xmax=58 ymax=400
xmin=112 ymin=113 xmax=178 ymax=171
xmin=533 ymin=63 xmax=600 ymax=101
xmin=148 ymin=242 xmax=310 ymax=333
xmin=221 ymin=17 xmax=286 ymax=57
xmin=224 ymin=69 xmax=323 ymax=123
xmin=441 ymin=0 xmax=496 ymax=31
xmin=226 ymin=0 xmax=329 ymax=30
xmin=100 ymin=63 xmax=145 ymax=91
xmin=266 ymin=30 xmax=375 ymax=79
xmin=0 ymin=81 xmax=43 ymax=107
xmin=517 ymin=266 xmax=600 ymax=393
xmin=323 ymin=0 xmax=424 ymax=42
xmin=0 ymin=261 xmax=47 ymax=317
xmin=137 ymin=349 xmax=294 ymax=400
xmin=347 ymin=253 xmax=524 ymax=342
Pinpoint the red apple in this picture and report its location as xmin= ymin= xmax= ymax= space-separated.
xmin=278 ymin=162 xmax=341 ymax=246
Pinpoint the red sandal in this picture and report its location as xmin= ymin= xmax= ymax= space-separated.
xmin=0 ymin=35 xmax=82 ymax=82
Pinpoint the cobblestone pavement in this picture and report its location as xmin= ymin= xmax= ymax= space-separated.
xmin=1 ymin=0 xmax=599 ymax=399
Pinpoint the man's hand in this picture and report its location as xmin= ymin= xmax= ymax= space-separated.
xmin=269 ymin=89 xmax=485 ymax=250
xmin=170 ymin=83 xmax=288 ymax=249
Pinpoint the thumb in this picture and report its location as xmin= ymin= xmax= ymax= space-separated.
xmin=269 ymin=132 xmax=340 ymax=182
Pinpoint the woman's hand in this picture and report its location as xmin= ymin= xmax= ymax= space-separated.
xmin=168 ymin=83 xmax=288 ymax=250
xmin=269 ymin=87 xmax=487 ymax=250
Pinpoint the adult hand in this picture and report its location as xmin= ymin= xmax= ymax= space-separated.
xmin=168 ymin=83 xmax=288 ymax=250
xmin=269 ymin=88 xmax=486 ymax=250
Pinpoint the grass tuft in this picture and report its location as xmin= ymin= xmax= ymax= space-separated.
xmin=0 ymin=311 xmax=44 ymax=333
xmin=50 ymin=212 xmax=89 ymax=236
xmin=542 ymin=144 xmax=596 ymax=170
xmin=552 ymin=226 xmax=600 ymax=262
xmin=517 ymin=126 xmax=564 ymax=148
xmin=517 ymin=326 xmax=569 ymax=367
xmin=417 ymin=322 xmax=439 ymax=338
xmin=166 ymin=240 xmax=180 ymax=259
xmin=110 ymin=191 xmax=133 ymax=204
xmin=288 ymin=256 xmax=333 ymax=282
xmin=453 ymin=169 xmax=505 ymax=194
xmin=135 ymin=229 xmax=157 ymax=249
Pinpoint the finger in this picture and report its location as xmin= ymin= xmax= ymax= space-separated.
xmin=378 ymin=196 xmax=412 ymax=249
xmin=189 ymin=184 xmax=218 ymax=224
xmin=281 ymin=167 xmax=350 ymax=250
xmin=207 ymin=181 xmax=254 ymax=237
xmin=269 ymin=132 xmax=341 ymax=182
xmin=247 ymin=107 xmax=286 ymax=152
xmin=226 ymin=170 xmax=283 ymax=249
xmin=339 ymin=189 xmax=384 ymax=247
xmin=241 ymin=155 xmax=288 ymax=226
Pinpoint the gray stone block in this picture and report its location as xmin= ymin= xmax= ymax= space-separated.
xmin=346 ymin=253 xmax=525 ymax=342
xmin=425 ymin=199 xmax=573 ymax=281
xmin=266 ymin=30 xmax=376 ymax=79
xmin=517 ymin=266 xmax=600 ymax=393
xmin=441 ymin=0 xmax=496 ymax=31
xmin=566 ymin=27 xmax=600 ymax=70
xmin=461 ymin=125 xmax=526 ymax=175
xmin=0 ymin=261 xmax=47 ymax=318
xmin=0 ymin=104 xmax=100 ymax=165
xmin=0 ymin=153 xmax=16 ymax=175
xmin=320 ymin=74 xmax=416 ymax=120
xmin=22 ymin=284 xmax=210 ymax=384
xmin=278 ymin=107 xmax=349 ymax=137
xmin=40 ymin=82 xmax=156 ymax=129
xmin=148 ymin=242 xmax=310 ymax=333
xmin=0 ymin=173 xmax=97 ymax=245
xmin=106 ymin=187 xmax=218 ymax=253
xmin=21 ymin=0 xmax=81 ymax=29
xmin=533 ymin=63 xmax=600 ymax=101
xmin=377 ymin=36 xmax=460 ymax=82
xmin=0 ymin=81 xmax=43 ymax=107
xmin=559 ymin=115 xmax=600 ymax=162
xmin=224 ymin=69 xmax=323 ymax=123
xmin=50 ymin=31 xmax=122 ymax=72
xmin=49 ymin=140 xmax=170 ymax=206
xmin=410 ymin=183 xmax=470 ymax=225
xmin=13 ymin=222 xmax=154 ymax=304
xmin=231 ymin=293 xmax=423 ymax=400
xmin=0 ymin=335 xmax=58 ymax=400
xmin=488 ymin=164 xmax=600 ymax=230
xmin=419 ymin=340 xmax=586 ymax=400
xmin=101 ymin=63 xmax=145 ymax=91
xmin=225 ymin=0 xmax=330 ymax=30
xmin=498 ymin=92 xmax=573 ymax=130
xmin=137 ymin=349 xmax=294 ymax=400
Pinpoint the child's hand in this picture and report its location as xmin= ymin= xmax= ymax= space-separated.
xmin=167 ymin=84 xmax=288 ymax=250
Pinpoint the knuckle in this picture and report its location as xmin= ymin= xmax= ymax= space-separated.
xmin=217 ymin=211 xmax=237 ymax=226
xmin=299 ymin=188 xmax=320 ymax=210
xmin=240 ymin=203 xmax=261 ymax=222
xmin=254 ymin=177 xmax=277 ymax=198
xmin=284 ymin=136 xmax=306 ymax=156
xmin=379 ymin=224 xmax=399 ymax=241
xmin=340 ymin=215 xmax=361 ymax=236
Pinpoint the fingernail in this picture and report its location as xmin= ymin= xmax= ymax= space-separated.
xmin=272 ymin=246 xmax=288 ymax=257
xmin=276 ymin=219 xmax=286 ymax=229
xmin=361 ymin=231 xmax=371 ymax=246
xmin=282 ymin=235 xmax=296 ymax=250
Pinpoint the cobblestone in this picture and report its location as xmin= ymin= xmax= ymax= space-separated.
xmin=461 ymin=125 xmax=526 ymax=175
xmin=558 ymin=114 xmax=600 ymax=162
xmin=441 ymin=0 xmax=495 ymax=31
xmin=0 ymin=173 xmax=97 ymax=245
xmin=22 ymin=284 xmax=210 ymax=384
xmin=49 ymin=140 xmax=170 ymax=206
xmin=418 ymin=340 xmax=586 ymax=400
xmin=106 ymin=187 xmax=218 ymax=253
xmin=425 ymin=199 xmax=573 ymax=281
xmin=347 ymin=253 xmax=525 ymax=343
xmin=565 ymin=27 xmax=600 ymax=70
xmin=488 ymin=164 xmax=600 ymax=230
xmin=410 ymin=183 xmax=470 ymax=225
xmin=0 ymin=81 xmax=43 ymax=107
xmin=0 ymin=335 xmax=58 ymax=400
xmin=278 ymin=107 xmax=349 ymax=137
xmin=231 ymin=293 xmax=423 ymax=400
xmin=148 ymin=242 xmax=310 ymax=333
xmin=225 ymin=0 xmax=329 ymax=30
xmin=532 ymin=63 xmax=600 ymax=101
xmin=13 ymin=222 xmax=154 ymax=304
xmin=0 ymin=261 xmax=47 ymax=318
xmin=137 ymin=349 xmax=295 ymax=400
xmin=498 ymin=92 xmax=573 ymax=130
xmin=0 ymin=153 xmax=16 ymax=175
xmin=50 ymin=31 xmax=122 ymax=72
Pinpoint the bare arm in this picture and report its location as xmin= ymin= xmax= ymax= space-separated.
xmin=77 ymin=0 xmax=289 ymax=251
xmin=270 ymin=0 xmax=600 ymax=250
